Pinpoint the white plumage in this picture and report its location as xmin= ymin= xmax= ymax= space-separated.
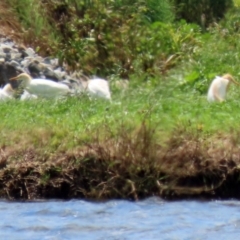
xmin=20 ymin=90 xmax=38 ymax=101
xmin=10 ymin=73 xmax=71 ymax=99
xmin=0 ymin=83 xmax=14 ymax=101
xmin=207 ymin=74 xmax=240 ymax=102
xmin=87 ymin=78 xmax=111 ymax=100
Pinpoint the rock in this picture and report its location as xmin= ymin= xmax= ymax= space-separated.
xmin=43 ymin=57 xmax=51 ymax=65
xmin=21 ymin=57 xmax=33 ymax=68
xmin=54 ymin=69 xmax=67 ymax=80
xmin=18 ymin=45 xmax=28 ymax=58
xmin=28 ymin=61 xmax=43 ymax=78
xmin=0 ymin=49 xmax=6 ymax=59
xmin=0 ymin=36 xmax=113 ymax=98
xmin=5 ymin=53 xmax=11 ymax=61
xmin=66 ymin=77 xmax=87 ymax=93
xmin=10 ymin=52 xmax=22 ymax=61
xmin=24 ymin=47 xmax=36 ymax=57
xmin=9 ymin=60 xmax=20 ymax=68
xmin=0 ymin=62 xmax=7 ymax=86
xmin=0 ymin=62 xmax=21 ymax=86
xmin=50 ymin=58 xmax=59 ymax=69
xmin=1 ymin=45 xmax=13 ymax=53
xmin=5 ymin=62 xmax=23 ymax=79
xmin=43 ymin=67 xmax=60 ymax=82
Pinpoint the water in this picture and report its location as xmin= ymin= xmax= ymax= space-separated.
xmin=1 ymin=197 xmax=240 ymax=240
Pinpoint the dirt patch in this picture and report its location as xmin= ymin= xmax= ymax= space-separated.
xmin=0 ymin=1 xmax=24 ymax=43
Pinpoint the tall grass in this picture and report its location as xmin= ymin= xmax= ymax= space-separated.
xmin=6 ymin=0 xmax=59 ymax=54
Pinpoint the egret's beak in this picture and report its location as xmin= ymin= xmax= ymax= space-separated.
xmin=9 ymin=76 xmax=19 ymax=81
xmin=231 ymin=78 xmax=240 ymax=86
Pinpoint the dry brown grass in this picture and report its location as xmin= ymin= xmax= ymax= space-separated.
xmin=0 ymin=0 xmax=57 ymax=56
xmin=1 ymin=123 xmax=240 ymax=201
xmin=0 ymin=1 xmax=24 ymax=43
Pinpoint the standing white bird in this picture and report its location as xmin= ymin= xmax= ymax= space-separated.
xmin=207 ymin=74 xmax=240 ymax=102
xmin=0 ymin=83 xmax=14 ymax=101
xmin=9 ymin=73 xmax=71 ymax=99
xmin=87 ymin=78 xmax=111 ymax=100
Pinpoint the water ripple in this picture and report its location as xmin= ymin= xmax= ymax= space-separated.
xmin=0 ymin=198 xmax=240 ymax=239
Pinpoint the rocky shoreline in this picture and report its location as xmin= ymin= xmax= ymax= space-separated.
xmin=0 ymin=36 xmax=87 ymax=92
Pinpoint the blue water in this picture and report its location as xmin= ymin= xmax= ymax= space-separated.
xmin=1 ymin=197 xmax=240 ymax=240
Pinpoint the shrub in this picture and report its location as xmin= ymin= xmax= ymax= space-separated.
xmin=172 ymin=0 xmax=234 ymax=27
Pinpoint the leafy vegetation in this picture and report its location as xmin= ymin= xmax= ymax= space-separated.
xmin=5 ymin=0 xmax=234 ymax=77
xmin=173 ymin=0 xmax=233 ymax=27
xmin=5 ymin=0 xmax=235 ymax=79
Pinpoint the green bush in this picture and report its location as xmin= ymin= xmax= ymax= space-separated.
xmin=45 ymin=0 xmax=197 ymax=78
xmin=172 ymin=0 xmax=233 ymax=27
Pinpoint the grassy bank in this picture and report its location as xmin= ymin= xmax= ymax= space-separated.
xmin=1 ymin=82 xmax=240 ymax=200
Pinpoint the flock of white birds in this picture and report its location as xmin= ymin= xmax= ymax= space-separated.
xmin=0 ymin=72 xmax=237 ymax=103
xmin=0 ymin=73 xmax=111 ymax=101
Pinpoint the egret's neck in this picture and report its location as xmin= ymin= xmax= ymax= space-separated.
xmin=21 ymin=76 xmax=32 ymax=88
xmin=224 ymin=79 xmax=231 ymax=92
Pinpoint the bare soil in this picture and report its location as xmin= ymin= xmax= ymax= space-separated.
xmin=0 ymin=1 xmax=24 ymax=43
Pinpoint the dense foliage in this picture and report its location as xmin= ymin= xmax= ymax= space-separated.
xmin=173 ymin=0 xmax=233 ymax=27
xmin=5 ymin=0 xmax=231 ymax=78
xmin=5 ymin=0 xmax=238 ymax=87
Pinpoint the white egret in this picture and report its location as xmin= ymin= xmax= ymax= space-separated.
xmin=9 ymin=73 xmax=71 ymax=99
xmin=87 ymin=77 xmax=111 ymax=100
xmin=0 ymin=83 xmax=14 ymax=101
xmin=20 ymin=90 xmax=38 ymax=101
xmin=207 ymin=74 xmax=240 ymax=102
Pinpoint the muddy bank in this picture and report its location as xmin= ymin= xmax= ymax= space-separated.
xmin=1 ymin=126 xmax=240 ymax=201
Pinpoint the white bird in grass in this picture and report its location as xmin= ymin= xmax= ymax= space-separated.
xmin=0 ymin=83 xmax=14 ymax=101
xmin=87 ymin=77 xmax=111 ymax=100
xmin=207 ymin=73 xmax=240 ymax=102
xmin=9 ymin=73 xmax=71 ymax=99
xmin=20 ymin=90 xmax=38 ymax=101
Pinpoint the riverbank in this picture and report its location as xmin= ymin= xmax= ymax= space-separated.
xmin=1 ymin=122 xmax=240 ymax=201
xmin=1 ymin=88 xmax=240 ymax=201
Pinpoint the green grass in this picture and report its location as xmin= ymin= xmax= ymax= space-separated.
xmin=2 ymin=79 xmax=240 ymax=200
xmin=2 ymin=78 xmax=240 ymax=154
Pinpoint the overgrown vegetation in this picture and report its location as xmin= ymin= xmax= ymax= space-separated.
xmin=1 ymin=0 xmax=240 ymax=200
xmin=5 ymin=0 xmax=234 ymax=78
xmin=1 ymin=82 xmax=240 ymax=200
